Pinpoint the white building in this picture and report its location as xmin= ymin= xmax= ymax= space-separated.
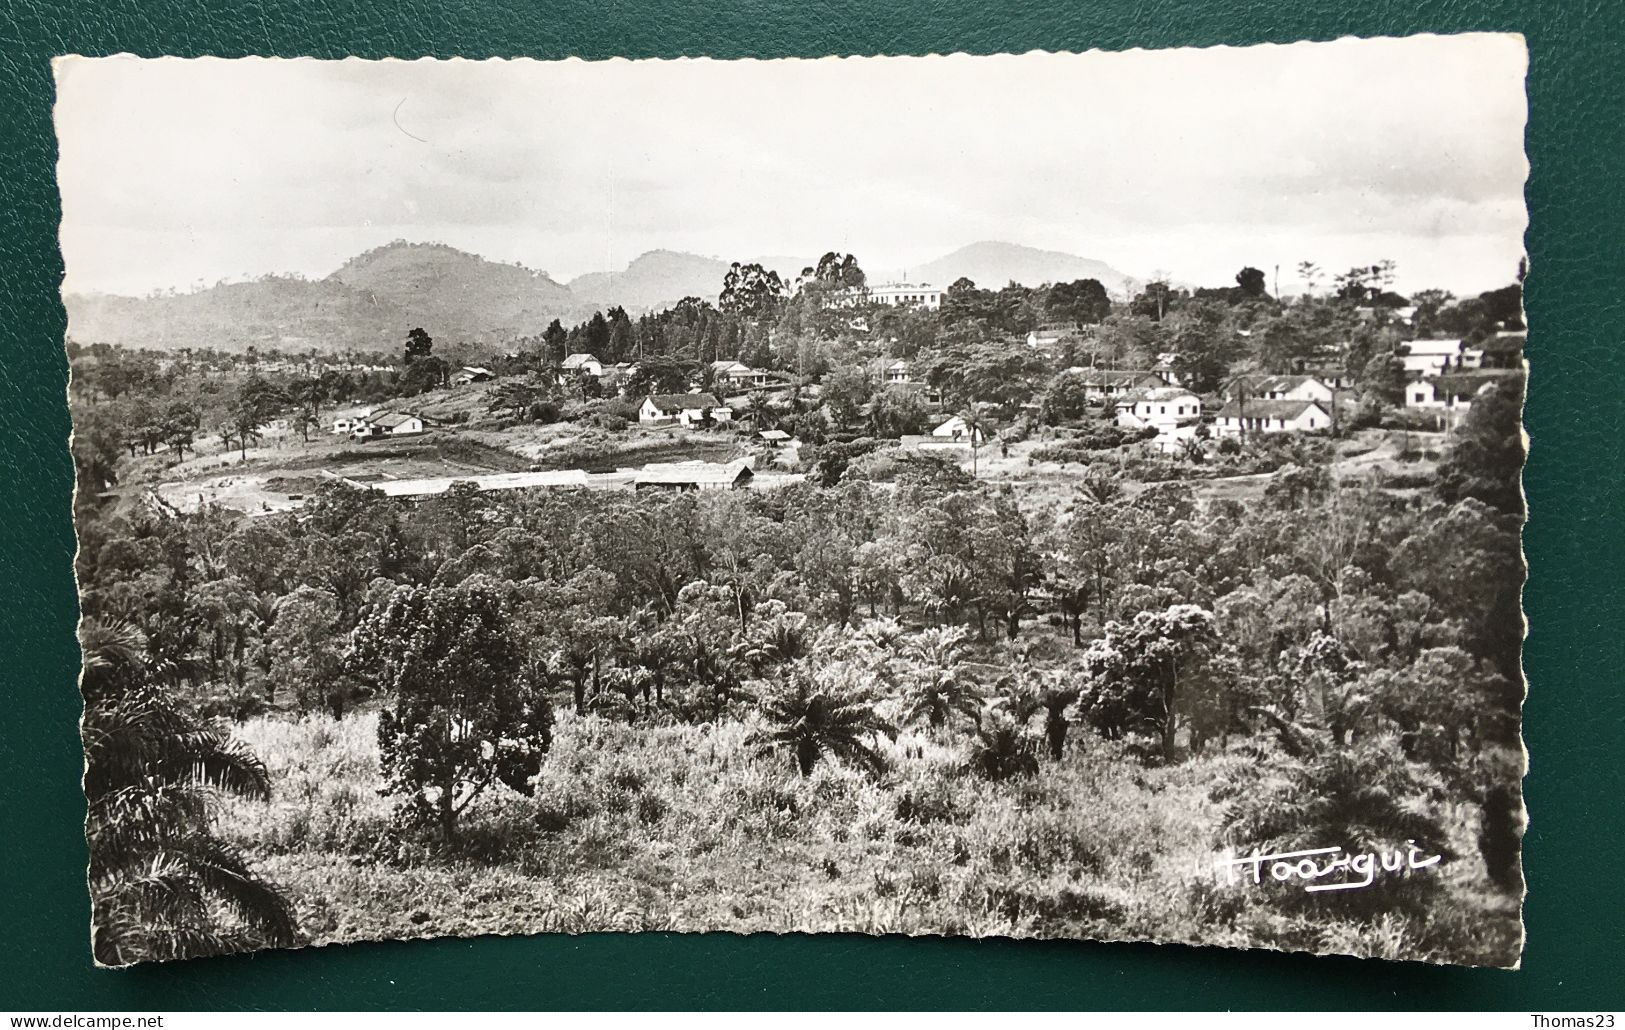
xmin=884 ymin=359 xmax=912 ymax=384
xmin=931 ymin=414 xmax=984 ymax=444
xmin=351 ymin=411 xmax=425 ymax=439
xmin=562 ymin=353 xmax=604 ymax=377
xmin=1114 ymin=387 xmax=1203 ymax=432
xmin=634 ymin=459 xmax=755 ymax=492
xmin=1398 ymin=339 xmax=1466 ymax=378
xmin=639 ymin=392 xmax=721 ymax=427
xmin=868 ymin=282 xmax=944 ymax=310
xmin=1213 ymin=398 xmax=1332 ymax=438
xmin=1406 ymin=371 xmax=1521 ymax=411
xmin=1222 ymin=374 xmax=1337 ymax=405
xmin=708 ymin=360 xmax=771 ymax=389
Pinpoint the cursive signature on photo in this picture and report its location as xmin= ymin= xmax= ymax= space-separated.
xmin=1214 ymin=842 xmax=1443 ymax=893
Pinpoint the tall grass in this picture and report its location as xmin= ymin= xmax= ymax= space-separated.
xmin=217 ymin=707 xmax=1519 ymax=964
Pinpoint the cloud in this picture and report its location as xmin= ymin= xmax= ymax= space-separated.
xmin=55 ymin=37 xmax=1527 ymax=297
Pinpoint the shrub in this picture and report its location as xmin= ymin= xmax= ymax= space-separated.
xmin=967 ymin=710 xmax=1039 ymax=781
xmin=528 ymin=400 xmax=562 ymax=424
xmin=348 ymin=585 xmax=554 ymax=840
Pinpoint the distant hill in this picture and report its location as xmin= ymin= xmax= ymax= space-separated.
xmin=567 ymin=249 xmax=730 ymax=311
xmin=906 ymin=241 xmax=1137 ymax=294
xmin=63 ymin=239 xmax=1149 ymax=354
xmin=65 ymin=241 xmax=596 ymax=354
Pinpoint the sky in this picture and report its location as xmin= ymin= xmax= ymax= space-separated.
xmin=55 ymin=35 xmax=1529 ymax=299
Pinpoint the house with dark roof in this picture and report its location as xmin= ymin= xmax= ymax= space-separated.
xmin=708 ymin=360 xmax=771 ymax=390
xmin=639 ymin=392 xmax=721 ymax=427
xmin=349 ymin=410 xmax=426 ymax=440
xmin=1067 ymin=368 xmax=1165 ymax=401
xmin=1406 ymin=370 xmax=1522 ymax=412
xmin=1222 ymin=373 xmax=1336 ymax=405
xmin=562 ymin=353 xmax=604 ymax=376
xmin=1213 ymin=398 xmax=1332 ymax=438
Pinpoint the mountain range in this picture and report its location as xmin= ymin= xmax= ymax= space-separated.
xmin=64 ymin=240 xmax=1139 ymax=354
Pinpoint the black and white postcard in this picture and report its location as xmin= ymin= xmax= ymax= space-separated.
xmin=58 ymin=36 xmax=1528 ymax=967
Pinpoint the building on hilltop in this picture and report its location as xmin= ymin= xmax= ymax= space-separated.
xmin=867 ymin=282 xmax=944 ymax=310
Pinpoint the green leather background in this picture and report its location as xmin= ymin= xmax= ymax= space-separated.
xmin=2 ymin=0 xmax=1621 ymax=1010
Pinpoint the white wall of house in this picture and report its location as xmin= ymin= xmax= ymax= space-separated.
xmin=1214 ymin=404 xmax=1330 ymax=437
xmin=1115 ymin=393 xmax=1201 ymax=431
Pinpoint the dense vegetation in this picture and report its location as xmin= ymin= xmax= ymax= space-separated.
xmin=73 ymin=251 xmax=1526 ymax=965
xmin=75 ymin=384 xmax=1524 ymax=965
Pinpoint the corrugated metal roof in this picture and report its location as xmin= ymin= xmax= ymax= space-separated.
xmin=634 ymin=460 xmax=754 ymax=487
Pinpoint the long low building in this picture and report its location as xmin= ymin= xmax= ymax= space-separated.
xmin=334 ymin=468 xmax=625 ymax=496
xmin=633 ymin=459 xmax=755 ymax=492
xmin=333 ymin=458 xmax=761 ymax=498
xmin=1212 ymin=398 xmax=1333 ymax=437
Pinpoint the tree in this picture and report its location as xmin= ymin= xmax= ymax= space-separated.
xmin=81 ymin=622 xmax=297 ymax=965
xmin=1081 ymin=604 xmax=1221 ymax=762
xmin=288 ymin=378 xmax=326 ymax=442
xmin=348 ymin=585 xmax=554 ymax=840
xmin=160 ymin=400 xmax=201 ymax=461
xmin=1436 ymin=377 xmax=1526 ymax=516
xmin=1296 ymin=261 xmax=1322 ymax=296
xmin=954 ymin=407 xmax=989 ymax=476
xmin=1235 ymin=266 xmax=1269 ymax=299
xmin=966 ymin=705 xmax=1040 ymax=780
xmin=750 ymin=667 xmax=895 ymax=776
xmin=541 ymin=319 xmax=569 ymax=363
xmin=899 ymin=626 xmax=981 ymax=729
xmin=405 ymin=327 xmax=434 ymax=364
xmin=489 ymin=379 xmax=544 ymax=421
xmin=268 ymin=585 xmax=347 ymax=715
xmin=821 ymin=365 xmax=874 ymax=429
xmin=1164 ymin=300 xmax=1239 ymax=394
xmin=223 ymin=376 xmax=286 ymax=460
xmin=1046 ymin=278 xmax=1112 ymax=325
xmin=867 ymin=385 xmax=929 ymax=438
xmin=625 ymin=355 xmax=698 ymax=397
xmin=1131 ymin=280 xmax=1176 ymax=321
xmin=1038 ymin=370 xmax=1095 ymax=425
xmin=719 ymin=262 xmax=787 ymax=320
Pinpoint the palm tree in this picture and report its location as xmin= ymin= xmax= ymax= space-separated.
xmin=999 ymin=648 xmax=1081 ymax=760
xmin=742 ymin=390 xmax=778 ymax=431
xmin=954 ymin=407 xmax=989 ymax=476
xmin=750 ymin=669 xmax=896 ymax=776
xmin=1079 ymin=473 xmax=1122 ymax=506
xmin=900 ymin=626 xmax=981 ymax=729
xmin=81 ymin=620 xmax=298 ymax=965
xmin=966 ymin=707 xmax=1039 ymax=781
xmin=744 ymin=612 xmax=812 ymax=671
